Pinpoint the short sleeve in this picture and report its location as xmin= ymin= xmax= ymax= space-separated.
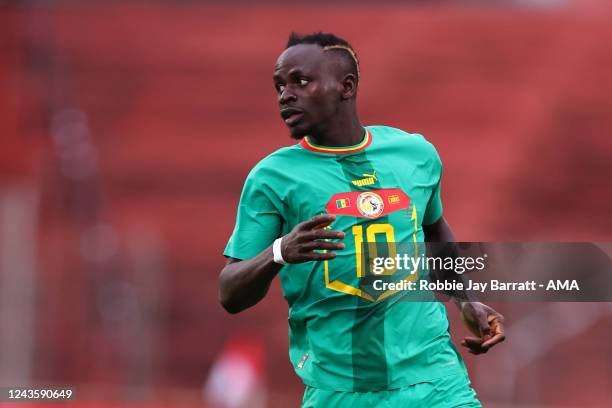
xmin=422 ymin=154 xmax=443 ymax=226
xmin=223 ymin=169 xmax=283 ymax=260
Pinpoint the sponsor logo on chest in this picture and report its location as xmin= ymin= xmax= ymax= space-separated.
xmin=351 ymin=171 xmax=377 ymax=187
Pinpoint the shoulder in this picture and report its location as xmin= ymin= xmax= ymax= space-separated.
xmin=244 ymin=145 xmax=302 ymax=183
xmin=368 ymin=125 xmax=441 ymax=161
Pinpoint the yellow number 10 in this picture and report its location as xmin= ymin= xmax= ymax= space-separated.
xmin=352 ymin=223 xmax=397 ymax=277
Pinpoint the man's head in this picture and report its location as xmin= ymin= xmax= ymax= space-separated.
xmin=273 ymin=32 xmax=360 ymax=139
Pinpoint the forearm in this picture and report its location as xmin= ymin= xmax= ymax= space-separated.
xmin=218 ymin=246 xmax=282 ymax=314
xmin=424 ymin=217 xmax=477 ymax=306
xmin=429 ymin=245 xmax=479 ymax=305
xmin=219 ymin=214 xmax=343 ymax=314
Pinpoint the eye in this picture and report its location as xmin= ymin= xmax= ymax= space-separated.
xmin=276 ymin=84 xmax=285 ymax=93
xmin=299 ymin=78 xmax=309 ymax=86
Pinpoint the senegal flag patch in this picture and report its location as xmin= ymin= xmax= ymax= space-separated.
xmin=336 ymin=198 xmax=350 ymax=209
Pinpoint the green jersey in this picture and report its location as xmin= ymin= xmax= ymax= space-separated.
xmin=224 ymin=125 xmax=466 ymax=392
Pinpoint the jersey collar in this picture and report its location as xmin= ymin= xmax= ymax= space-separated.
xmin=299 ymin=128 xmax=372 ymax=154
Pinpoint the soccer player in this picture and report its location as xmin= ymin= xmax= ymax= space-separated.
xmin=219 ymin=32 xmax=505 ymax=407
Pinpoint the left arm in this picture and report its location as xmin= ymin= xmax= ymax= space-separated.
xmin=423 ymin=217 xmax=506 ymax=354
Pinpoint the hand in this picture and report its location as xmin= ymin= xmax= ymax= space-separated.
xmin=280 ymin=214 xmax=345 ymax=264
xmin=459 ymin=302 xmax=505 ymax=354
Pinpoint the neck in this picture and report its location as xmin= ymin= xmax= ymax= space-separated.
xmin=307 ymin=108 xmax=363 ymax=147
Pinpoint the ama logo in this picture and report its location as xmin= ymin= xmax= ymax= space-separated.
xmin=546 ymin=280 xmax=580 ymax=291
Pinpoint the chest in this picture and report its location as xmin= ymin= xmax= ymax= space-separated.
xmin=281 ymin=153 xmax=436 ymax=233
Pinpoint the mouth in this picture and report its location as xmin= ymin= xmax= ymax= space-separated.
xmin=280 ymin=108 xmax=304 ymax=127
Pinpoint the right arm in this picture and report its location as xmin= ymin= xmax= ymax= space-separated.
xmin=219 ymin=214 xmax=345 ymax=314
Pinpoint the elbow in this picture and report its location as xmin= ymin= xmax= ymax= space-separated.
xmin=219 ymin=294 xmax=243 ymax=314
xmin=218 ymin=271 xmax=243 ymax=314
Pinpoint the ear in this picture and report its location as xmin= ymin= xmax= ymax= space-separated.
xmin=340 ymin=73 xmax=357 ymax=100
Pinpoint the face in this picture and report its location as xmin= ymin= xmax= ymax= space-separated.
xmin=273 ymin=44 xmax=346 ymax=139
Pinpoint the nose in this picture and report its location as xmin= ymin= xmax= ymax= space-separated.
xmin=278 ymin=86 xmax=297 ymax=105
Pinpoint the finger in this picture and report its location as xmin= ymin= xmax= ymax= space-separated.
xmin=300 ymin=241 xmax=345 ymax=252
xmin=300 ymin=214 xmax=336 ymax=230
xmin=299 ymin=229 xmax=345 ymax=242
xmin=461 ymin=337 xmax=488 ymax=354
xmin=463 ymin=317 xmax=503 ymax=348
xmin=481 ymin=332 xmax=506 ymax=349
xmin=489 ymin=315 xmax=505 ymax=334
xmin=462 ymin=337 xmax=483 ymax=347
xmin=463 ymin=344 xmax=486 ymax=355
xmin=312 ymin=229 xmax=345 ymax=240
xmin=481 ymin=315 xmax=505 ymax=348
xmin=303 ymin=251 xmax=337 ymax=261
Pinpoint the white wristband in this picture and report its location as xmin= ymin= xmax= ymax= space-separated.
xmin=273 ymin=237 xmax=287 ymax=265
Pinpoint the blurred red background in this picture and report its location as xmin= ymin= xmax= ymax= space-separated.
xmin=1 ymin=1 xmax=611 ymax=407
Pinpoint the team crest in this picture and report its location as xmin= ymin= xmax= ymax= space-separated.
xmin=357 ymin=192 xmax=384 ymax=218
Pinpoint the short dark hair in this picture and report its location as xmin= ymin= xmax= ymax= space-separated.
xmin=286 ymin=32 xmax=360 ymax=83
